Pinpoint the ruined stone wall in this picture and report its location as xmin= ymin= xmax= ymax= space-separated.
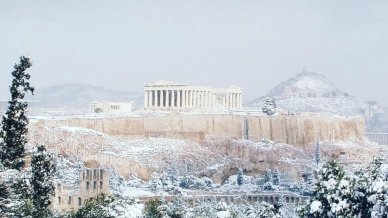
xmin=32 ymin=114 xmax=365 ymax=146
xmin=52 ymin=169 xmax=110 ymax=213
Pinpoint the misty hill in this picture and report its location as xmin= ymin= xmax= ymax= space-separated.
xmin=248 ymin=71 xmax=365 ymax=116
xmin=28 ymin=84 xmax=143 ymax=114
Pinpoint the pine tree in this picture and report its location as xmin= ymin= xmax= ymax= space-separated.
xmin=30 ymin=145 xmax=55 ymax=218
xmin=237 ymin=168 xmax=244 ymax=188
xmin=264 ymin=170 xmax=273 ymax=183
xmin=351 ymin=157 xmax=387 ymax=217
xmin=0 ymin=56 xmax=34 ymax=170
xmin=297 ymin=160 xmax=354 ymax=217
xmin=262 ymin=97 xmax=276 ymax=115
xmin=272 ymin=169 xmax=280 ymax=185
xmin=315 ymin=139 xmax=321 ymax=167
xmin=0 ymin=181 xmax=10 ymax=216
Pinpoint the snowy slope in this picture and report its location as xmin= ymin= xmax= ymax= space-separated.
xmin=248 ymin=71 xmax=365 ymax=116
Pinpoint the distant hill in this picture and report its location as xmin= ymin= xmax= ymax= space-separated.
xmin=27 ymin=84 xmax=143 ymax=114
xmin=248 ymin=71 xmax=365 ymax=116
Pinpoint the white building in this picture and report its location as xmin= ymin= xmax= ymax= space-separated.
xmin=144 ymin=80 xmax=243 ymax=110
xmin=90 ymin=101 xmax=133 ymax=113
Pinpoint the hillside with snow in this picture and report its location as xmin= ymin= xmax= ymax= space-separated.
xmin=248 ymin=72 xmax=366 ymax=116
xmin=26 ymin=84 xmax=143 ymax=114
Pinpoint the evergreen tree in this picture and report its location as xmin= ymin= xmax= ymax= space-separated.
xmin=272 ymin=169 xmax=280 ymax=185
xmin=264 ymin=170 xmax=273 ymax=183
xmin=0 ymin=56 xmax=34 ymax=170
xmin=315 ymin=139 xmax=321 ymax=167
xmin=237 ymin=168 xmax=244 ymax=188
xmin=262 ymin=97 xmax=276 ymax=115
xmin=298 ymin=160 xmax=354 ymax=217
xmin=0 ymin=181 xmax=10 ymax=216
xmin=351 ymin=157 xmax=387 ymax=217
xmin=30 ymin=145 xmax=55 ymax=218
xmin=68 ymin=193 xmax=114 ymax=218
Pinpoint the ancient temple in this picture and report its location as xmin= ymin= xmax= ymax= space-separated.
xmin=144 ymin=80 xmax=243 ymax=110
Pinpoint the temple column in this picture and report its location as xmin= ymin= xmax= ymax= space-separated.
xmin=193 ymin=91 xmax=197 ymax=108
xmin=204 ymin=92 xmax=208 ymax=108
xmin=147 ymin=91 xmax=150 ymax=108
xmin=232 ymin=93 xmax=235 ymax=108
xmin=182 ymin=90 xmax=186 ymax=108
xmin=167 ymin=90 xmax=171 ymax=107
xmin=177 ymin=90 xmax=181 ymax=107
xmin=171 ymin=90 xmax=175 ymax=107
xmin=238 ymin=93 xmax=242 ymax=107
xmin=153 ymin=90 xmax=157 ymax=107
xmin=160 ymin=90 xmax=164 ymax=107
xmin=199 ymin=91 xmax=203 ymax=108
xmin=189 ymin=91 xmax=193 ymax=107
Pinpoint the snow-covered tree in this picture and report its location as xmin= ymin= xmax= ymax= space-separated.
xmin=273 ymin=169 xmax=280 ymax=185
xmin=70 ymin=193 xmax=114 ymax=218
xmin=0 ymin=180 xmax=10 ymax=216
xmin=143 ymin=198 xmax=163 ymax=218
xmin=0 ymin=56 xmax=34 ymax=170
xmin=262 ymin=97 xmax=276 ymax=116
xmin=30 ymin=145 xmax=55 ymax=218
xmin=315 ymin=140 xmax=321 ymax=167
xmin=148 ymin=173 xmax=163 ymax=193
xmin=351 ymin=157 xmax=387 ymax=217
xmin=0 ymin=169 xmax=31 ymax=217
xmin=297 ymin=160 xmax=354 ymax=217
xmin=237 ymin=168 xmax=244 ymax=188
xmin=264 ymin=170 xmax=273 ymax=183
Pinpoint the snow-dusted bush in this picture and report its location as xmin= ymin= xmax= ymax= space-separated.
xmin=179 ymin=175 xmax=213 ymax=190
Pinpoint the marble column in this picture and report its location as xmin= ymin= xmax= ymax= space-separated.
xmin=160 ymin=90 xmax=164 ymax=107
xmin=147 ymin=91 xmax=151 ymax=108
xmin=152 ymin=90 xmax=158 ymax=107
xmin=182 ymin=90 xmax=186 ymax=108
xmin=177 ymin=90 xmax=181 ymax=107
xmin=166 ymin=90 xmax=170 ymax=107
xmin=171 ymin=90 xmax=175 ymax=107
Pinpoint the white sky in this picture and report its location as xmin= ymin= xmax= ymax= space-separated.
xmin=1 ymin=1 xmax=387 ymax=105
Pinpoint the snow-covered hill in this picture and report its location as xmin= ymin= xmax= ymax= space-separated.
xmin=27 ymin=84 xmax=143 ymax=114
xmin=248 ymin=71 xmax=365 ymax=116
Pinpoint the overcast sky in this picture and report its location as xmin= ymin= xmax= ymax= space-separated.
xmin=1 ymin=1 xmax=387 ymax=105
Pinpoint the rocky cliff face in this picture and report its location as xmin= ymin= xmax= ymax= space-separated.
xmin=27 ymin=126 xmax=379 ymax=183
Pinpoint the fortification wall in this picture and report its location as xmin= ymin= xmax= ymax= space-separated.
xmin=32 ymin=114 xmax=365 ymax=146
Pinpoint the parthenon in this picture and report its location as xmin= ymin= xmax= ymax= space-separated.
xmin=144 ymin=80 xmax=243 ymax=110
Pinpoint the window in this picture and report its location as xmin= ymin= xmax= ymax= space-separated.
xmin=100 ymin=181 xmax=103 ymax=189
xmin=100 ymin=170 xmax=103 ymax=179
xmin=57 ymin=183 xmax=61 ymax=190
xmin=93 ymin=181 xmax=96 ymax=190
xmin=86 ymin=181 xmax=89 ymax=190
xmin=58 ymin=197 xmax=61 ymax=204
xmin=68 ymin=196 xmax=71 ymax=204
xmin=82 ymin=172 xmax=85 ymax=181
xmin=78 ymin=197 xmax=82 ymax=206
xmin=93 ymin=170 xmax=97 ymax=179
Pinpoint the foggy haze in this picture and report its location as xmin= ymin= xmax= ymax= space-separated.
xmin=1 ymin=1 xmax=387 ymax=105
